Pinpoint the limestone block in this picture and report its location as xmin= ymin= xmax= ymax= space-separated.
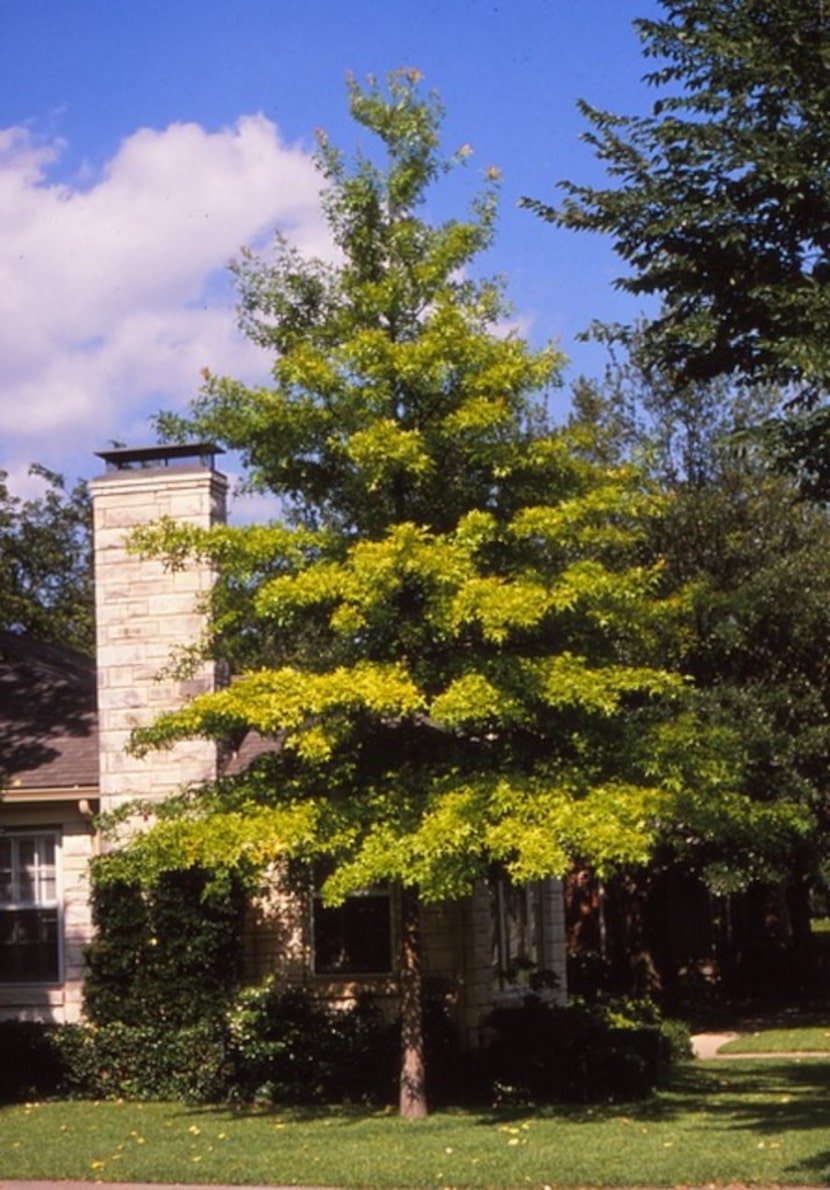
xmin=102 ymin=621 xmax=163 ymax=645
xmin=96 ymin=604 xmax=153 ymax=631
xmin=98 ymin=641 xmax=155 ymax=669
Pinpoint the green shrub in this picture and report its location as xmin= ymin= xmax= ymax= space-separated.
xmin=0 ymin=1021 xmax=65 ymax=1102
xmin=84 ymin=864 xmax=246 ymax=1027
xmin=0 ymin=993 xmax=690 ymax=1108
xmin=53 ymin=1021 xmax=230 ymax=1103
xmin=227 ymin=978 xmax=398 ymax=1104
xmin=0 ymin=989 xmax=421 ymax=1107
xmin=0 ymin=1019 xmax=230 ymax=1105
xmin=483 ymin=994 xmax=691 ymax=1104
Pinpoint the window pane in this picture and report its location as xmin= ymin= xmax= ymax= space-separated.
xmin=17 ymin=839 xmax=36 ymax=903
xmin=38 ymin=865 xmax=57 ymax=903
xmin=0 ymin=908 xmax=59 ymax=982
xmin=314 ymin=895 xmax=393 ymax=975
xmin=493 ymin=878 xmax=542 ymax=985
xmin=0 ymin=833 xmax=61 ymax=983
xmin=38 ymin=836 xmax=56 ymax=901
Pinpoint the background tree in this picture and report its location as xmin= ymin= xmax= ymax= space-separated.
xmin=526 ymin=0 xmax=830 ymax=495
xmin=568 ymin=353 xmax=830 ymax=1001
xmin=0 ymin=465 xmax=94 ymax=654
xmin=107 ymin=72 xmax=774 ymax=1114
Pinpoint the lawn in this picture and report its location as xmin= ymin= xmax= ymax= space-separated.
xmin=719 ymin=1025 xmax=830 ymax=1054
xmin=2 ymin=1060 xmax=830 ymax=1187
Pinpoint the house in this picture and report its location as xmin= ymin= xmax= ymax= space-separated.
xmin=0 ymin=631 xmax=98 ymax=1019
xmin=1 ymin=445 xmax=566 ymax=1039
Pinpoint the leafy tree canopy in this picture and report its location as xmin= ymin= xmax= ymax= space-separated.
xmin=111 ymin=68 xmax=811 ymax=906
xmin=570 ymin=354 xmax=829 ymax=896
xmin=115 ymin=71 xmax=691 ymax=894
xmin=526 ymin=0 xmax=830 ymax=490
xmin=0 ymin=465 xmax=93 ymax=654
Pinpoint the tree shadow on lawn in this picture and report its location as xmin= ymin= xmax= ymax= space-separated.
xmin=658 ymin=1059 xmax=830 ymax=1132
xmin=171 ymin=1064 xmax=830 ymax=1181
xmin=179 ymin=1057 xmax=830 ymax=1135
xmin=624 ymin=1058 xmax=830 ymax=1181
xmin=448 ymin=1058 xmax=830 ymax=1131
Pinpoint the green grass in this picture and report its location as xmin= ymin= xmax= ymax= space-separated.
xmin=719 ymin=1025 xmax=830 ymax=1054
xmin=2 ymin=1060 xmax=830 ymax=1187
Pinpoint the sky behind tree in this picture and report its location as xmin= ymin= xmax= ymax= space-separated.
xmin=1 ymin=0 xmax=660 ymax=513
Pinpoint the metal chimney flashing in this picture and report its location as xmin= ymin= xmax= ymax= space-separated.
xmin=95 ymin=442 xmax=224 ymax=472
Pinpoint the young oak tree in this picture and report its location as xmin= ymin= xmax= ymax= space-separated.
xmin=525 ymin=0 xmax=830 ymax=496
xmin=113 ymin=72 xmax=706 ymax=1116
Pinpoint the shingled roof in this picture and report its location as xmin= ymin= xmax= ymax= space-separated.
xmin=0 ymin=630 xmax=98 ymax=793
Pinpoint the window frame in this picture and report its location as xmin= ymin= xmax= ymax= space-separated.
xmin=492 ymin=875 xmax=547 ymax=990
xmin=310 ymin=880 xmax=396 ymax=978
xmin=0 ymin=828 xmax=63 ymax=985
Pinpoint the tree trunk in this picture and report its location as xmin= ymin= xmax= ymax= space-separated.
xmin=399 ymin=883 xmax=427 ymax=1118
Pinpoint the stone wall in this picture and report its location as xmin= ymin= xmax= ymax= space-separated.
xmin=91 ymin=463 xmax=227 ymax=810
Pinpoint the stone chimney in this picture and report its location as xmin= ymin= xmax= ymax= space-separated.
xmin=90 ymin=444 xmax=227 ymax=813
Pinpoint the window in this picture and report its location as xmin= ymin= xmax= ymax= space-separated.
xmin=492 ymin=876 xmax=545 ymax=988
xmin=312 ymin=887 xmax=393 ymax=976
xmin=0 ymin=832 xmax=61 ymax=983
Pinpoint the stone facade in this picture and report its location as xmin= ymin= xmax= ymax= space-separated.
xmin=91 ymin=460 xmax=227 ymax=809
xmin=241 ymin=867 xmax=566 ymax=1047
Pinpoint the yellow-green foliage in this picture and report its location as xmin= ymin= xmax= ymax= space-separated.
xmin=113 ymin=71 xmax=757 ymax=902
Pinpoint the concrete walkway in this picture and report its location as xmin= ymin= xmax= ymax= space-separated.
xmin=690 ymin=1030 xmax=742 ymax=1059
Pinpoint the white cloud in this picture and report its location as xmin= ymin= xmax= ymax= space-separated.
xmin=0 ymin=115 xmax=328 ymax=487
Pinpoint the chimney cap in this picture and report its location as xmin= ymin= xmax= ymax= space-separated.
xmin=95 ymin=442 xmax=224 ymax=472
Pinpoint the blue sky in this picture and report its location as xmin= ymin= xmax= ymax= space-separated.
xmin=1 ymin=0 xmax=661 ymax=512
